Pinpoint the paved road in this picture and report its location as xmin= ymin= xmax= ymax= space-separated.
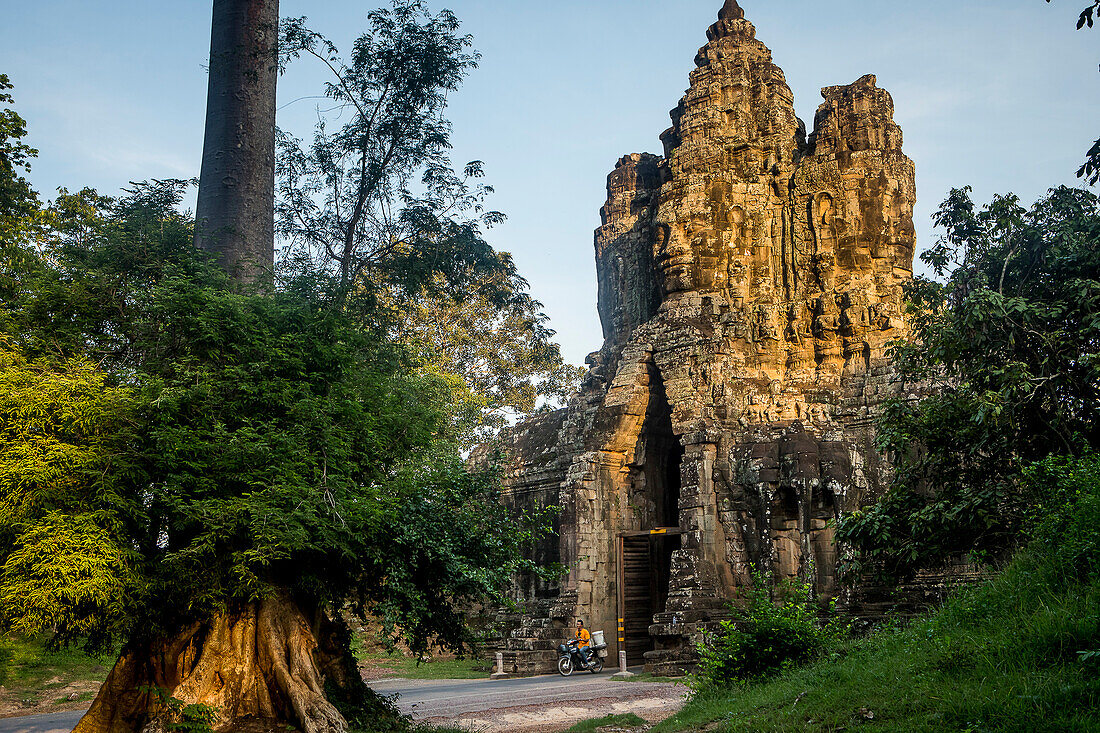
xmin=0 ymin=711 xmax=83 ymax=733
xmin=372 ymin=668 xmax=666 ymax=720
xmin=0 ymin=670 xmax=680 ymax=733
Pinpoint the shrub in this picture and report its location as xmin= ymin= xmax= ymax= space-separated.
xmin=1026 ymin=453 xmax=1100 ymax=581
xmin=140 ymin=687 xmax=218 ymax=733
xmin=693 ymin=574 xmax=847 ymax=689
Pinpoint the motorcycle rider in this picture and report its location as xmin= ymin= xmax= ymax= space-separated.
xmin=574 ymin=619 xmax=593 ymax=667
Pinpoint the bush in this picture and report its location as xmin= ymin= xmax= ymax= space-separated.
xmin=693 ymin=575 xmax=847 ymax=689
xmin=1026 ymin=453 xmax=1100 ymax=580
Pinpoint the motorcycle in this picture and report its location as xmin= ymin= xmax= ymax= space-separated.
xmin=557 ymin=638 xmax=605 ymax=675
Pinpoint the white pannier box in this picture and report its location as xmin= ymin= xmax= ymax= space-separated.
xmin=591 ymin=630 xmax=608 ymax=657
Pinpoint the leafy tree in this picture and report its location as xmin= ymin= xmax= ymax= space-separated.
xmin=837 ymin=186 xmax=1100 ymax=579
xmin=0 ymin=341 xmax=140 ymax=645
xmin=276 ymin=1 xmax=502 ymax=295
xmin=0 ymin=74 xmax=37 ymax=235
xmin=1026 ymin=452 xmax=1100 ymax=581
xmin=1047 ymin=0 xmax=1100 ymax=184
xmin=0 ymin=182 xmax=553 ymax=733
xmin=0 ymin=77 xmax=43 ymax=313
xmin=277 ymin=0 xmax=580 ymax=440
xmin=2 ymin=4 xmax=574 ymax=729
xmin=384 ymin=271 xmax=584 ymax=446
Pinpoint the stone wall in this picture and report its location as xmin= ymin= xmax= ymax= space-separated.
xmin=494 ymin=0 xmax=920 ymax=675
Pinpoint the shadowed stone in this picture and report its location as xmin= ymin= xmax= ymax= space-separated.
xmin=718 ymin=0 xmax=745 ymax=21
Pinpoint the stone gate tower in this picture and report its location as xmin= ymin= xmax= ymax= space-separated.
xmin=492 ymin=0 xmax=917 ymax=675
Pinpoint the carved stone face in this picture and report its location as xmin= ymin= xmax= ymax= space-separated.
xmin=657 ymin=204 xmax=744 ymax=294
xmin=655 ymin=224 xmax=690 ymax=292
xmin=655 ymin=222 xmax=697 ymax=293
xmin=882 ymin=182 xmax=916 ymax=266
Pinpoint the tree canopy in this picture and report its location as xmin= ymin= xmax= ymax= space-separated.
xmin=0 ymin=74 xmax=37 ymax=237
xmin=276 ymin=0 xmax=580 ymax=443
xmin=837 ymin=185 xmax=1100 ymax=578
xmin=277 ymin=1 xmax=496 ymax=293
xmin=1 ymin=179 xmax=553 ymax=660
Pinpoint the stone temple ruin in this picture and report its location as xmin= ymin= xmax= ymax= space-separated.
xmin=491 ymin=0 xmax=919 ymax=675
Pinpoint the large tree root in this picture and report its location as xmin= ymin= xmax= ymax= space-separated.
xmin=74 ymin=594 xmax=348 ymax=733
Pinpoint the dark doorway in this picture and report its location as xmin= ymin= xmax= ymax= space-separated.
xmin=618 ymin=531 xmax=682 ymax=666
xmin=641 ymin=367 xmax=682 ymax=529
xmin=619 ymin=535 xmax=652 ymax=666
xmin=619 ymin=366 xmax=684 ymax=665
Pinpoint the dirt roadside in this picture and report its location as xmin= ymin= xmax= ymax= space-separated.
xmin=413 ymin=685 xmax=686 ymax=732
xmin=0 ymin=679 xmax=98 ymax=720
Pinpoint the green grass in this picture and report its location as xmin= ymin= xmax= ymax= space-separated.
xmin=358 ymin=652 xmax=489 ymax=680
xmin=651 ymin=550 xmax=1100 ymax=733
xmin=564 ymin=713 xmax=648 ymax=732
xmin=0 ymin=634 xmax=116 ymax=706
xmin=620 ymin=673 xmax=685 ymax=684
xmin=347 ymin=622 xmax=489 ymax=681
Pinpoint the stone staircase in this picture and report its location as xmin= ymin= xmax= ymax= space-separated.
xmin=487 ymin=593 xmax=576 ymax=676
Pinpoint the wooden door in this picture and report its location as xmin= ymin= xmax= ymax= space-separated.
xmin=619 ymin=535 xmax=653 ymax=666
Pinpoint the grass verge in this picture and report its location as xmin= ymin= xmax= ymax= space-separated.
xmin=651 ymin=549 xmax=1100 ymax=732
xmin=564 ymin=713 xmax=649 ymax=732
xmin=620 ymin=673 xmax=686 ymax=685
xmin=358 ymin=652 xmax=488 ymax=680
xmin=0 ymin=634 xmax=115 ymax=714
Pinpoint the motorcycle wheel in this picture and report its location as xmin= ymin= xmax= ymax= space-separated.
xmin=589 ymin=656 xmax=604 ymax=674
xmin=558 ymin=656 xmax=573 ymax=676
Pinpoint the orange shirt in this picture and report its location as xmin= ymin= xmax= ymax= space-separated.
xmin=575 ymin=627 xmax=591 ymax=647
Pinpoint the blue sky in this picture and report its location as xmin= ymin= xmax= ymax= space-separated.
xmin=4 ymin=0 xmax=1098 ymax=366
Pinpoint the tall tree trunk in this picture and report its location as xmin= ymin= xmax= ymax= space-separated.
xmin=74 ymin=594 xmax=352 ymax=733
xmin=194 ymin=0 xmax=278 ymax=284
xmin=77 ymin=7 xmax=367 ymax=732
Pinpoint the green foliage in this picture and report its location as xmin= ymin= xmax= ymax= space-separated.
xmin=1 ymin=514 xmax=136 ymax=639
xmin=0 ymin=342 xmax=140 ymax=645
xmin=0 ymin=637 xmax=11 ymax=687
xmin=1 ymin=8 xmax=570 ymax=724
xmin=353 ymin=651 xmax=487 ymax=680
xmin=0 ymin=76 xmax=44 ymax=320
xmin=564 ymin=713 xmax=648 ymax=732
xmin=0 ymin=74 xmax=38 ymax=238
xmin=1025 ymin=453 xmax=1100 ymax=581
xmin=141 ymin=686 xmax=218 ymax=733
xmin=276 ymin=3 xmax=580 ymax=439
xmin=277 ymin=0 xmax=491 ymax=291
xmin=383 ymin=272 xmax=584 ymax=446
xmin=838 ymin=186 xmax=1100 ymax=578
xmin=0 ymin=179 xmax=555 ymax=658
xmin=357 ymin=448 xmax=554 ymax=656
xmin=654 ymin=504 xmax=1100 ymax=733
xmin=693 ymin=574 xmax=847 ymax=689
